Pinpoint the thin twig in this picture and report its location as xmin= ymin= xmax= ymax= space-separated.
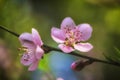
xmin=0 ymin=25 xmax=120 ymax=67
xmin=43 ymin=45 xmax=120 ymax=66
xmin=0 ymin=26 xmax=19 ymax=37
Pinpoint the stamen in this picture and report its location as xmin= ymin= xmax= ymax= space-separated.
xmin=64 ymin=27 xmax=82 ymax=47
xmin=18 ymin=53 xmax=23 ymax=56
xmin=18 ymin=47 xmax=30 ymax=53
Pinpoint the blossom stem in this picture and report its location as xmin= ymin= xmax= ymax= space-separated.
xmin=42 ymin=45 xmax=120 ymax=67
xmin=0 ymin=25 xmax=120 ymax=67
xmin=0 ymin=26 xmax=19 ymax=37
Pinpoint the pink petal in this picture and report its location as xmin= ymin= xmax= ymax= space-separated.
xmin=35 ymin=46 xmax=44 ymax=60
xmin=61 ymin=17 xmax=76 ymax=30
xmin=58 ymin=44 xmax=74 ymax=53
xmin=21 ymin=53 xmax=35 ymax=66
xmin=32 ymin=28 xmax=43 ymax=46
xmin=77 ymin=23 xmax=92 ymax=41
xmin=51 ymin=27 xmax=66 ymax=43
xmin=19 ymin=33 xmax=32 ymax=42
xmin=28 ymin=60 xmax=39 ymax=71
xmin=19 ymin=33 xmax=35 ymax=48
xmin=74 ymin=43 xmax=93 ymax=52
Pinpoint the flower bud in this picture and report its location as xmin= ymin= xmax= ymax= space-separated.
xmin=71 ymin=59 xmax=93 ymax=71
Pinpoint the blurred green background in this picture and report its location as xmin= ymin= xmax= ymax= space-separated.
xmin=0 ymin=0 xmax=120 ymax=80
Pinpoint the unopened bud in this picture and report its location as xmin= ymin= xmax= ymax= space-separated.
xmin=71 ymin=59 xmax=94 ymax=71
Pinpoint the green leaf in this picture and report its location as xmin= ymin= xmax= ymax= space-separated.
xmin=114 ymin=47 xmax=120 ymax=55
xmin=104 ymin=47 xmax=120 ymax=64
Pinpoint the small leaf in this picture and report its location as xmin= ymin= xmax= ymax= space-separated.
xmin=104 ymin=47 xmax=120 ymax=64
xmin=114 ymin=47 xmax=120 ymax=56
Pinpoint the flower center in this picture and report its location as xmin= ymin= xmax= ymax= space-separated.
xmin=18 ymin=47 xmax=34 ymax=61
xmin=18 ymin=47 xmax=33 ymax=54
xmin=64 ymin=31 xmax=75 ymax=47
xmin=18 ymin=47 xmax=28 ymax=52
xmin=23 ymin=54 xmax=30 ymax=61
xmin=64 ymin=29 xmax=82 ymax=46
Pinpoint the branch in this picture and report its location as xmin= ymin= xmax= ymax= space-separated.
xmin=42 ymin=45 xmax=120 ymax=67
xmin=0 ymin=25 xmax=120 ymax=67
xmin=0 ymin=26 xmax=19 ymax=37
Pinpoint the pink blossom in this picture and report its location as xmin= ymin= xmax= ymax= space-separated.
xmin=19 ymin=28 xmax=44 ymax=71
xmin=51 ymin=17 xmax=93 ymax=53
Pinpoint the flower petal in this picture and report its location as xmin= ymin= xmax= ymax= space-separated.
xmin=58 ymin=44 xmax=74 ymax=53
xmin=19 ymin=33 xmax=35 ymax=48
xmin=28 ymin=60 xmax=39 ymax=71
xmin=35 ymin=46 xmax=44 ymax=59
xmin=51 ymin=27 xmax=66 ymax=43
xmin=61 ymin=17 xmax=76 ymax=30
xmin=74 ymin=43 xmax=93 ymax=52
xmin=32 ymin=28 xmax=43 ymax=46
xmin=78 ymin=23 xmax=92 ymax=41
xmin=21 ymin=53 xmax=35 ymax=66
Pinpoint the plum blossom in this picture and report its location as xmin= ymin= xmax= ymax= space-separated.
xmin=19 ymin=28 xmax=44 ymax=71
xmin=51 ymin=17 xmax=93 ymax=53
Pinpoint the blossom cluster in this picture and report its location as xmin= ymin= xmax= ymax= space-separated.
xmin=18 ymin=17 xmax=93 ymax=71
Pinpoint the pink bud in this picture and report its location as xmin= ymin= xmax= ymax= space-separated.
xmin=71 ymin=59 xmax=93 ymax=71
xmin=71 ymin=60 xmax=85 ymax=71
